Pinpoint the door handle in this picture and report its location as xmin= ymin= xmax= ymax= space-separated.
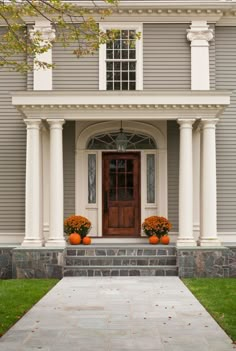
xmin=104 ymin=191 xmax=108 ymax=212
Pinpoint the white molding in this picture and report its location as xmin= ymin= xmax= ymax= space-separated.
xmin=99 ymin=23 xmax=143 ymax=91
xmin=187 ymin=21 xmax=213 ymax=90
xmin=12 ymin=91 xmax=231 ymax=106
xmin=0 ymin=233 xmax=24 ymax=245
xmin=12 ymin=91 xmax=231 ymax=121
xmin=30 ymin=20 xmax=55 ymax=91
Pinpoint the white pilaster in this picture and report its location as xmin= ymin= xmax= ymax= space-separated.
xmin=200 ymin=119 xmax=221 ymax=246
xmin=177 ymin=119 xmax=196 ymax=247
xmin=187 ymin=21 xmax=213 ymax=90
xmin=45 ymin=119 xmax=66 ymax=247
xmin=30 ymin=20 xmax=55 ymax=90
xmin=22 ymin=119 xmax=43 ymax=246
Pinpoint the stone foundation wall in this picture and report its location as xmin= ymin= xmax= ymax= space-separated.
xmin=1 ymin=245 xmax=236 ymax=279
xmin=0 ymin=247 xmax=15 ymax=279
xmin=228 ymin=247 xmax=236 ymax=277
xmin=177 ymin=247 xmax=236 ymax=278
xmin=12 ymin=248 xmax=65 ymax=279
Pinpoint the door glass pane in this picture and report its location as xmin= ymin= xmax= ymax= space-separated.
xmin=88 ymin=154 xmax=96 ymax=203
xmin=127 ymin=174 xmax=133 ymax=187
xmin=126 ymin=188 xmax=134 ymax=200
xmin=118 ymin=174 xmax=125 ymax=187
xmin=110 ymin=174 xmax=116 ymax=188
xmin=118 ymin=160 xmax=125 ymax=172
xmin=109 ymin=160 xmax=116 ymax=172
xmin=127 ymin=160 xmax=133 ymax=172
xmin=147 ymin=154 xmax=155 ymax=203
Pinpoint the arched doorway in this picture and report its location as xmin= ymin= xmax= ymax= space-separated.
xmin=75 ymin=121 xmax=167 ymax=238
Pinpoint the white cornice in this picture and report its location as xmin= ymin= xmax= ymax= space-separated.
xmin=11 ymin=90 xmax=231 ymax=121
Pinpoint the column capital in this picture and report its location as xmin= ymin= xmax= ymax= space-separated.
xmin=47 ymin=119 xmax=65 ymax=128
xmin=187 ymin=21 xmax=214 ymax=45
xmin=29 ymin=21 xmax=56 ymax=47
xmin=201 ymin=118 xmax=219 ymax=127
xmin=24 ymin=119 xmax=42 ymax=129
xmin=177 ymin=119 xmax=195 ymax=127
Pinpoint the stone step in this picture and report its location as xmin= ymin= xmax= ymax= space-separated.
xmin=63 ymin=265 xmax=178 ymax=277
xmin=65 ymin=255 xmax=177 ymax=267
xmin=66 ymin=245 xmax=176 ymax=257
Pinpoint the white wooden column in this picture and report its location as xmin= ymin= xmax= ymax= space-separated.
xmin=177 ymin=119 xmax=196 ymax=247
xmin=193 ymin=126 xmax=201 ymax=239
xmin=200 ymin=119 xmax=221 ymax=246
xmin=45 ymin=119 xmax=66 ymax=247
xmin=22 ymin=119 xmax=43 ymax=246
xmin=187 ymin=21 xmax=213 ymax=90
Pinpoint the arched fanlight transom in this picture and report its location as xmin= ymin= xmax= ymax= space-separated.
xmin=87 ymin=131 xmax=157 ymax=150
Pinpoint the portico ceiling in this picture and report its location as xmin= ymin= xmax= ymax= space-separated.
xmin=12 ymin=90 xmax=231 ymax=121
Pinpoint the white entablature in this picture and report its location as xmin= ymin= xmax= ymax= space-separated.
xmin=12 ymin=90 xmax=231 ymax=120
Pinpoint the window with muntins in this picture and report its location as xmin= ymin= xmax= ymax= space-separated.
xmin=99 ymin=24 xmax=143 ymax=90
xmin=106 ymin=30 xmax=136 ymax=91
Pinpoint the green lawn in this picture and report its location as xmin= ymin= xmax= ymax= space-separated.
xmin=183 ymin=278 xmax=236 ymax=343
xmin=0 ymin=279 xmax=58 ymax=336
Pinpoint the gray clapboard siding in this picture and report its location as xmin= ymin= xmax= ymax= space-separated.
xmin=167 ymin=121 xmax=179 ymax=232
xmin=52 ymin=42 xmax=99 ymax=90
xmin=0 ymin=49 xmax=27 ymax=232
xmin=215 ymin=26 xmax=236 ymax=231
xmin=143 ymin=24 xmax=191 ymax=90
xmin=63 ymin=121 xmax=75 ymax=218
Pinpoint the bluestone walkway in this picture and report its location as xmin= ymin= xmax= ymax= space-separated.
xmin=0 ymin=277 xmax=235 ymax=351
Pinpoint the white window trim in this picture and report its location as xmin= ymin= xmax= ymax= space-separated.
xmin=99 ymin=23 xmax=143 ymax=91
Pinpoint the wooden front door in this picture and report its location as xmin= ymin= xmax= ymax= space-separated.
xmin=102 ymin=152 xmax=140 ymax=236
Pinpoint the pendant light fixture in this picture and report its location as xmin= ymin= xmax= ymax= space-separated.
xmin=115 ymin=121 xmax=128 ymax=152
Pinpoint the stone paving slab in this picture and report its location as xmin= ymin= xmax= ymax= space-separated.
xmin=0 ymin=277 xmax=235 ymax=351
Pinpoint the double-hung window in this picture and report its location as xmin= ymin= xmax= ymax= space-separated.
xmin=99 ymin=24 xmax=143 ymax=91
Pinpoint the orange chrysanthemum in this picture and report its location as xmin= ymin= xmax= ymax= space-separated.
xmin=142 ymin=216 xmax=172 ymax=238
xmin=64 ymin=215 xmax=91 ymax=238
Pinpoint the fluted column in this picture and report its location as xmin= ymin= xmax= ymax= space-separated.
xmin=45 ymin=119 xmax=66 ymax=247
xmin=177 ymin=119 xmax=196 ymax=247
xmin=200 ymin=119 xmax=221 ymax=246
xmin=22 ymin=119 xmax=43 ymax=246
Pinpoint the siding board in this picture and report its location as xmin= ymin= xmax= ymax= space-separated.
xmin=216 ymin=26 xmax=236 ymax=231
xmin=167 ymin=121 xmax=179 ymax=232
xmin=52 ymin=43 xmax=99 ymax=90
xmin=143 ymin=23 xmax=191 ymax=90
xmin=0 ymin=32 xmax=27 ymax=233
xmin=63 ymin=121 xmax=75 ymax=218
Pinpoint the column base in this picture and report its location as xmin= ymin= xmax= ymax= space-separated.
xmin=45 ymin=239 xmax=66 ymax=248
xmin=21 ymin=239 xmax=43 ymax=247
xmin=176 ymin=238 xmax=197 ymax=247
xmin=199 ymin=238 xmax=221 ymax=247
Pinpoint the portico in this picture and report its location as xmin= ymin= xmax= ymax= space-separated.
xmin=12 ymin=90 xmax=230 ymax=247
